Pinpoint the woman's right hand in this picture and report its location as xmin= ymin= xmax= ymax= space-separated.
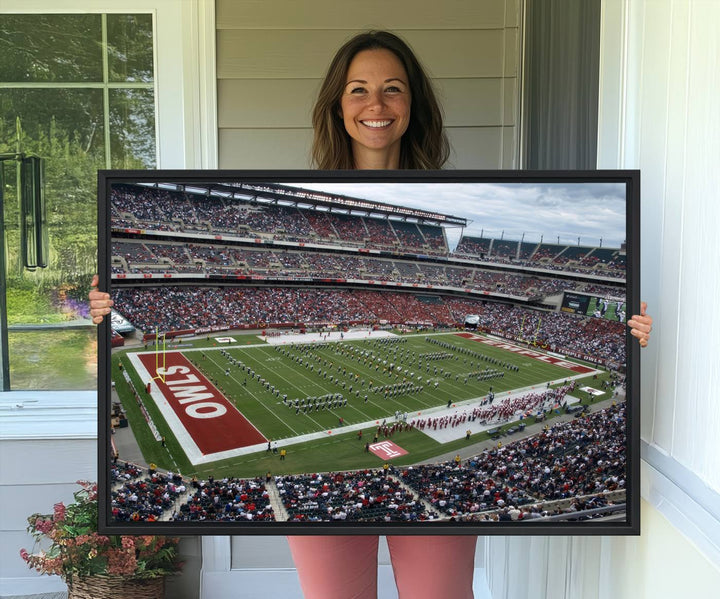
xmin=89 ymin=274 xmax=113 ymax=324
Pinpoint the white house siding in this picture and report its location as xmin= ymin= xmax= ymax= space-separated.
xmin=215 ymin=0 xmax=522 ymax=169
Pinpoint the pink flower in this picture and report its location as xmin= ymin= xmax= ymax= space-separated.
xmin=107 ymin=547 xmax=137 ymax=576
xmin=76 ymin=533 xmax=104 ymax=548
xmin=43 ymin=556 xmax=65 ymax=576
xmin=137 ymin=535 xmax=157 ymax=549
xmin=121 ymin=536 xmax=135 ymax=550
xmin=53 ymin=503 xmax=66 ymax=522
xmin=22 ymin=481 xmax=181 ymax=581
xmin=34 ymin=518 xmax=54 ymax=535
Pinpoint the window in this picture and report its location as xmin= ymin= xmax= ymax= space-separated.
xmin=0 ymin=13 xmax=156 ymax=390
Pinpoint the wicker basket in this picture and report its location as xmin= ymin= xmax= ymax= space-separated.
xmin=67 ymin=575 xmax=165 ymax=599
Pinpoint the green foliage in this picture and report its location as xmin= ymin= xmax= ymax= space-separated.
xmin=0 ymin=15 xmax=103 ymax=82
xmin=5 ymin=284 xmax=57 ymax=324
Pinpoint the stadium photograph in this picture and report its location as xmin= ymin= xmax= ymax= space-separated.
xmin=100 ymin=174 xmax=634 ymax=531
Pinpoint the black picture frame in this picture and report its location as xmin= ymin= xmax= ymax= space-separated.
xmin=97 ymin=169 xmax=640 ymax=536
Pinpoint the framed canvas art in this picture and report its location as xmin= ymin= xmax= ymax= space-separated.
xmin=97 ymin=169 xmax=640 ymax=535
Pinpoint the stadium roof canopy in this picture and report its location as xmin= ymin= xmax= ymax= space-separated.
xmin=135 ymin=181 xmax=467 ymax=228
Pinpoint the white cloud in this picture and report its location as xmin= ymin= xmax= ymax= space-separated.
xmin=288 ymin=179 xmax=627 ymax=248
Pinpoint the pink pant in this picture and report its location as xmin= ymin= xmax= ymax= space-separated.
xmin=287 ymin=535 xmax=477 ymax=599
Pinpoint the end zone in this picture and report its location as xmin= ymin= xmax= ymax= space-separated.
xmin=456 ymin=333 xmax=598 ymax=374
xmin=128 ymin=351 xmax=266 ymax=465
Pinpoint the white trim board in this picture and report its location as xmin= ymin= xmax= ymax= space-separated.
xmin=641 ymin=441 xmax=720 ymax=568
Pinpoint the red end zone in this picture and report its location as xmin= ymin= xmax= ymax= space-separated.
xmin=455 ymin=333 xmax=596 ymax=374
xmin=138 ymin=352 xmax=266 ymax=455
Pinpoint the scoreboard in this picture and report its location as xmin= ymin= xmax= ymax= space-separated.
xmin=560 ymin=292 xmax=625 ymax=322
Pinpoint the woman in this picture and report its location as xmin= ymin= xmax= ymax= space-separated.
xmin=90 ymin=31 xmax=652 ymax=599
xmin=310 ymin=30 xmax=448 ymax=171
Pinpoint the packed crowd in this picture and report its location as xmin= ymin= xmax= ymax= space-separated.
xmin=112 ymin=185 xmax=447 ymax=254
xmin=173 ymin=476 xmax=274 ymax=522
xmin=112 ymin=184 xmax=625 ymax=279
xmin=112 ymin=238 xmax=600 ymax=299
xmin=108 ymin=400 xmax=625 ymax=523
xmin=396 ymin=402 xmax=626 ymax=518
xmin=462 ymin=302 xmax=626 ymax=365
xmin=111 ymin=285 xmax=625 ymax=365
xmin=112 ymin=286 xmax=393 ymax=332
xmin=110 ymin=463 xmax=186 ymax=522
xmin=276 ymin=469 xmax=434 ymax=522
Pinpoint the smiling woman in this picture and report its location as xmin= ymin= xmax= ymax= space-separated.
xmin=311 ymin=30 xmax=448 ymax=170
xmin=339 ymin=48 xmax=412 ymax=169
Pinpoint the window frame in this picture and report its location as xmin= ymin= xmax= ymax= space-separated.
xmin=0 ymin=0 xmax=218 ymax=170
xmin=0 ymin=0 xmax=217 ymax=392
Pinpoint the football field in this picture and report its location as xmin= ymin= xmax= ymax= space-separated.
xmin=116 ymin=329 xmax=609 ymax=478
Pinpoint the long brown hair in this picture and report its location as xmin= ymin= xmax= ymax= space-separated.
xmin=311 ymin=31 xmax=449 ymax=170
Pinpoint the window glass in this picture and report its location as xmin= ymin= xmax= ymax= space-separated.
xmin=110 ymin=88 xmax=156 ymax=169
xmin=107 ymin=14 xmax=155 ymax=83
xmin=0 ymin=14 xmax=103 ymax=82
xmin=8 ymin=330 xmax=98 ymax=390
xmin=0 ymin=13 xmax=155 ymax=390
xmin=0 ymin=88 xmax=107 ymax=161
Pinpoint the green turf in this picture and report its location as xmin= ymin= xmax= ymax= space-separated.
xmin=112 ymin=331 xmax=617 ymax=478
xmin=182 ymin=333 xmax=573 ymax=441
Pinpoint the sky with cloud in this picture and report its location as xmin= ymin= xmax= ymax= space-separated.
xmin=286 ymin=180 xmax=628 ymax=250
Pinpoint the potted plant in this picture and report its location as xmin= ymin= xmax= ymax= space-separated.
xmin=20 ymin=480 xmax=182 ymax=599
